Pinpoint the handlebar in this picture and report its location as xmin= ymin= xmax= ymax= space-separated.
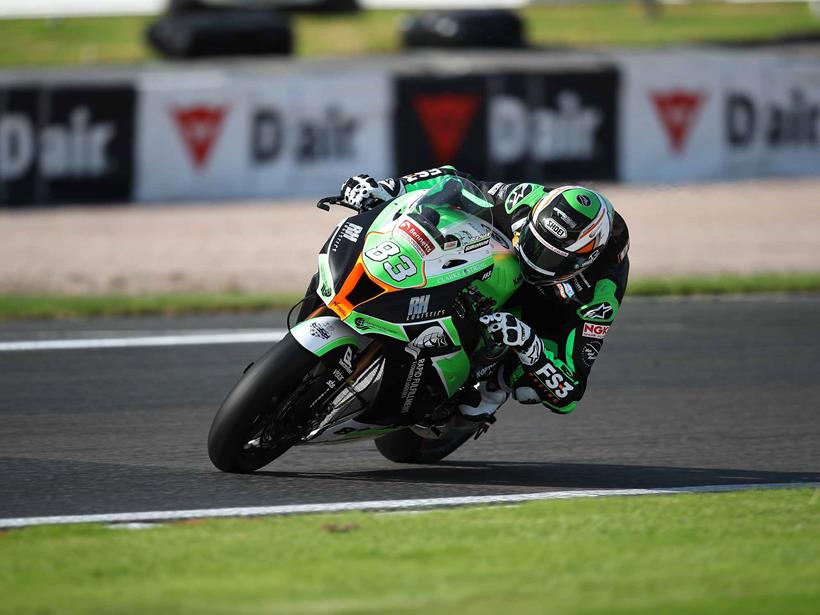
xmin=316 ymin=196 xmax=359 ymax=212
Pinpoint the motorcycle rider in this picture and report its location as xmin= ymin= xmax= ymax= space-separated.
xmin=335 ymin=166 xmax=630 ymax=421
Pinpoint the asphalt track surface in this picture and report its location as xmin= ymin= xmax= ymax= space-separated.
xmin=1 ymin=296 xmax=819 ymax=519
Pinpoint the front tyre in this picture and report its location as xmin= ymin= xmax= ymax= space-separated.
xmin=374 ymin=427 xmax=474 ymax=464
xmin=207 ymin=334 xmax=319 ymax=473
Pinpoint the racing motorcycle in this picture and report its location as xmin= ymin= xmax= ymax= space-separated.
xmin=207 ymin=176 xmax=523 ymax=473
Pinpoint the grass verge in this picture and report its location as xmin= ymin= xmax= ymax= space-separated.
xmin=1 ymin=488 xmax=818 ymax=613
xmin=0 ymin=292 xmax=302 ymax=320
xmin=0 ymin=3 xmax=818 ymax=68
xmin=1 ymin=272 xmax=818 ymax=320
xmin=627 ymin=271 xmax=820 ymax=297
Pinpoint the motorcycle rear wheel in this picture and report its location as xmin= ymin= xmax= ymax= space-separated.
xmin=207 ymin=334 xmax=319 ymax=473
xmin=374 ymin=427 xmax=473 ymax=464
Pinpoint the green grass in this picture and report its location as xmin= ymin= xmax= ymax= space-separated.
xmin=0 ymin=292 xmax=302 ymax=320
xmin=0 ymin=3 xmax=818 ymax=67
xmin=0 ymin=272 xmax=818 ymax=320
xmin=628 ymin=271 xmax=820 ymax=297
xmin=1 ymin=489 xmax=818 ymax=613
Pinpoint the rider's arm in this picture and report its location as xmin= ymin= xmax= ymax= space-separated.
xmin=509 ymin=254 xmax=629 ymax=414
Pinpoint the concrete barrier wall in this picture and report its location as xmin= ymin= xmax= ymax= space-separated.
xmin=1 ymin=50 xmax=818 ymax=206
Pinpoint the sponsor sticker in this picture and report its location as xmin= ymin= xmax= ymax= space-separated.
xmin=534 ymin=361 xmax=575 ymax=399
xmin=505 ymin=183 xmax=533 ymax=213
xmin=332 ymin=221 xmax=364 ymax=252
xmin=407 ymin=295 xmax=431 ymax=320
xmin=556 ymin=282 xmax=575 ymax=300
xmin=487 ymin=182 xmax=504 ymax=196
xmin=546 ymin=218 xmax=568 ymax=239
xmin=309 ymin=322 xmax=331 ymax=339
xmin=581 ymin=341 xmax=601 ymax=367
xmin=405 ymin=325 xmax=449 ymax=359
xmin=339 ymin=346 xmax=354 ymax=374
xmin=398 ymin=220 xmax=435 ymax=256
xmin=400 ymin=358 xmax=427 ymax=412
xmin=554 ymin=208 xmax=578 ymax=229
xmin=582 ymin=322 xmax=609 ymax=339
xmin=582 ymin=303 xmax=614 ymax=322
xmin=464 ymin=235 xmax=491 ymax=253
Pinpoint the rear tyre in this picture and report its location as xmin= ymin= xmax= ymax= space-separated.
xmin=374 ymin=427 xmax=473 ymax=464
xmin=207 ymin=334 xmax=318 ymax=473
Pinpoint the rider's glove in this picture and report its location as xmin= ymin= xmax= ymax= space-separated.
xmin=340 ymin=174 xmax=401 ymax=211
xmin=479 ymin=312 xmax=544 ymax=367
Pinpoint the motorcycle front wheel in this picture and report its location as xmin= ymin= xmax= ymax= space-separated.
xmin=207 ymin=333 xmax=320 ymax=473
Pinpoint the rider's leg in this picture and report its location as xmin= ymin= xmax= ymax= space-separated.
xmin=458 ymin=364 xmax=511 ymax=421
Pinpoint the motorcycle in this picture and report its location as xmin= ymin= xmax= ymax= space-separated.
xmin=207 ymin=176 xmax=523 ymax=473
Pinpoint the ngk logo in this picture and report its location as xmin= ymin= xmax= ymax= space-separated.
xmin=0 ymin=107 xmax=114 ymax=181
xmin=582 ymin=323 xmax=609 ymax=339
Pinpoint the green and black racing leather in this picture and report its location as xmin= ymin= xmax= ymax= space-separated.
xmin=385 ymin=166 xmax=630 ymax=414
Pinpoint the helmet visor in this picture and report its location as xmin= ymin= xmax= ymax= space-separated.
xmin=517 ymin=222 xmax=587 ymax=286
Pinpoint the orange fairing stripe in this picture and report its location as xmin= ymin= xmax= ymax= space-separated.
xmin=327 ymin=256 xmax=397 ymax=320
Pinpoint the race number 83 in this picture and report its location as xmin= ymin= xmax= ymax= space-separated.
xmin=365 ymin=241 xmax=417 ymax=282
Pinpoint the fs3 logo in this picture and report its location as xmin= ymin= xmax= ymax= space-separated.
xmin=535 ymin=362 xmax=575 ymax=399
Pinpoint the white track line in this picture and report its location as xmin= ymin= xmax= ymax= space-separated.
xmin=0 ymin=330 xmax=288 ymax=352
xmin=1 ymin=482 xmax=817 ymax=529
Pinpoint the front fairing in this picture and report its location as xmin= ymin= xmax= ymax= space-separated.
xmin=316 ymin=178 xmax=522 ymax=342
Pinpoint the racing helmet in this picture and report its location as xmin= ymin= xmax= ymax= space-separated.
xmin=514 ymin=186 xmax=614 ymax=286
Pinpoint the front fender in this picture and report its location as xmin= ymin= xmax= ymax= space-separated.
xmin=291 ymin=316 xmax=367 ymax=358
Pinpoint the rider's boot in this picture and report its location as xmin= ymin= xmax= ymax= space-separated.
xmin=458 ymin=380 xmax=509 ymax=422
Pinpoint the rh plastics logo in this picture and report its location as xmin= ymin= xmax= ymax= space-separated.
xmin=170 ymin=105 xmax=229 ymax=169
xmin=650 ymin=90 xmax=705 ymax=154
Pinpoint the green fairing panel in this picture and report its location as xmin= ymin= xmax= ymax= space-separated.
xmin=470 ymin=253 xmax=522 ymax=310
xmin=363 ymin=230 xmax=427 ymax=290
xmin=317 ymin=253 xmax=333 ymax=300
xmin=433 ymin=318 xmax=471 ymax=397
xmin=345 ymin=310 xmax=409 ymax=341
xmin=424 ymin=256 xmax=494 ymax=289
xmin=314 ymin=336 xmax=361 ymax=357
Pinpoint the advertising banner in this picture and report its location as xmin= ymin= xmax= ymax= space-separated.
xmin=0 ymin=84 xmax=135 ymax=206
xmin=395 ymin=68 xmax=619 ymax=182
xmin=250 ymin=72 xmax=393 ymax=198
xmin=395 ymin=75 xmax=488 ymax=179
xmin=618 ymin=52 xmax=724 ymax=183
xmin=754 ymin=59 xmax=820 ymax=178
xmin=136 ymin=74 xmax=250 ymax=201
xmin=618 ymin=51 xmax=820 ymax=182
xmin=137 ymin=70 xmax=392 ymax=202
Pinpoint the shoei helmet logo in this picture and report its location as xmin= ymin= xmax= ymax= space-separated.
xmin=546 ymin=218 xmax=567 ymax=239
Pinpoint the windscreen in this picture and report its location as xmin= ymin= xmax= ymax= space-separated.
xmin=393 ymin=177 xmax=494 ymax=252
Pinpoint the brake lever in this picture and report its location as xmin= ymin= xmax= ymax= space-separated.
xmin=316 ymin=196 xmax=360 ymax=213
